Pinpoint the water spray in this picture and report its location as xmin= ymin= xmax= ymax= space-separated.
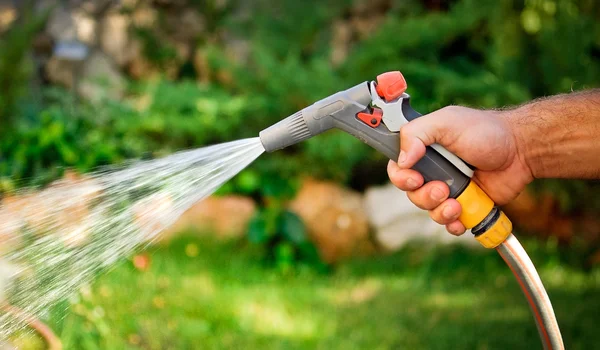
xmin=259 ymin=71 xmax=564 ymax=349
xmin=0 ymin=139 xmax=265 ymax=340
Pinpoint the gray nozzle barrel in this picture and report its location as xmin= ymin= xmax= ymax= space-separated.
xmin=259 ymin=110 xmax=312 ymax=152
xmin=259 ymin=82 xmax=372 ymax=152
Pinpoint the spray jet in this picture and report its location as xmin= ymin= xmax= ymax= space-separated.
xmin=259 ymin=71 xmax=564 ymax=350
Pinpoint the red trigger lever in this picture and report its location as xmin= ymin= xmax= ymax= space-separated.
xmin=357 ymin=108 xmax=383 ymax=128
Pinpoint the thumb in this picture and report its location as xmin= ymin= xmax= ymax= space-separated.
xmin=397 ymin=107 xmax=457 ymax=169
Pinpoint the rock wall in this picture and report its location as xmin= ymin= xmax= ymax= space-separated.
xmin=3 ymin=0 xmax=392 ymax=101
xmin=364 ymin=183 xmax=477 ymax=250
xmin=10 ymin=0 xmax=229 ymax=101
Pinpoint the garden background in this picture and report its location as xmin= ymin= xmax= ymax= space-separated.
xmin=1 ymin=0 xmax=600 ymax=348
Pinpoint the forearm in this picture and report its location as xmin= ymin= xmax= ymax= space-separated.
xmin=505 ymin=89 xmax=600 ymax=179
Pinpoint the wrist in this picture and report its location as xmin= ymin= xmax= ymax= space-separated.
xmin=498 ymin=90 xmax=600 ymax=181
xmin=500 ymin=106 xmax=539 ymax=180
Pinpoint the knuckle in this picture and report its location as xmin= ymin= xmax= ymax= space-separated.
xmin=399 ymin=125 xmax=412 ymax=140
xmin=440 ymin=105 xmax=461 ymax=115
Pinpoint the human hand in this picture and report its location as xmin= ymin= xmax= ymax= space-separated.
xmin=387 ymin=106 xmax=533 ymax=235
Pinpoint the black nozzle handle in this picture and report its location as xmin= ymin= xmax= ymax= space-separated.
xmin=335 ymin=97 xmax=471 ymax=199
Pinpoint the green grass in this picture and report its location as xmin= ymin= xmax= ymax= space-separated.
xmin=13 ymin=235 xmax=600 ymax=350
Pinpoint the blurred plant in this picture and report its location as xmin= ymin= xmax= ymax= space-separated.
xmin=0 ymin=88 xmax=137 ymax=191
xmin=132 ymin=27 xmax=179 ymax=69
xmin=229 ymin=166 xmax=326 ymax=272
xmin=247 ymin=200 xmax=327 ymax=274
xmin=0 ymin=4 xmax=48 ymax=135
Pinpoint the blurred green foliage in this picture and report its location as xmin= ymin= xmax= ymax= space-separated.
xmin=1 ymin=0 xmax=600 ymax=247
xmin=0 ymin=6 xmax=48 ymax=134
xmin=247 ymin=206 xmax=327 ymax=273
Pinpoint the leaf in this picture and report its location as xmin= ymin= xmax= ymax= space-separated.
xmin=278 ymin=210 xmax=307 ymax=244
xmin=297 ymin=242 xmax=322 ymax=265
xmin=235 ymin=170 xmax=260 ymax=194
xmin=247 ymin=214 xmax=269 ymax=244
xmin=261 ymin=174 xmax=296 ymax=199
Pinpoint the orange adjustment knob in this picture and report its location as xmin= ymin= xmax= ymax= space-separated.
xmin=375 ymin=71 xmax=407 ymax=101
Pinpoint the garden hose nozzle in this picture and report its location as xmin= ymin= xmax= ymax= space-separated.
xmin=260 ymin=71 xmax=563 ymax=349
xmin=259 ymin=71 xmax=511 ymax=248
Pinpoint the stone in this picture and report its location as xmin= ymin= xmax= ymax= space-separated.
xmin=127 ymin=53 xmax=159 ymax=80
xmin=0 ymin=171 xmax=102 ymax=249
xmin=161 ymin=195 xmax=257 ymax=242
xmin=132 ymin=5 xmax=158 ymax=28
xmin=330 ymin=20 xmax=352 ymax=66
xmin=45 ymin=55 xmax=76 ymax=88
xmin=36 ymin=172 xmax=102 ymax=248
xmin=46 ymin=7 xmax=78 ymax=41
xmin=0 ymin=2 xmax=16 ymax=34
xmin=364 ymin=183 xmax=477 ymax=250
xmin=100 ymin=12 xmax=136 ymax=67
xmin=78 ymin=50 xmax=126 ymax=101
xmin=130 ymin=194 xmax=257 ymax=243
xmin=72 ymin=10 xmax=97 ymax=45
xmin=45 ymin=7 xmax=121 ymax=101
xmin=222 ymin=33 xmax=250 ymax=65
xmin=77 ymin=0 xmax=114 ymax=16
xmin=289 ymin=178 xmax=370 ymax=263
xmin=132 ymin=192 xmax=176 ymax=241
xmin=167 ymin=9 xmax=205 ymax=44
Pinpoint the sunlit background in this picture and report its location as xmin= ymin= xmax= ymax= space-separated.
xmin=1 ymin=0 xmax=600 ymax=348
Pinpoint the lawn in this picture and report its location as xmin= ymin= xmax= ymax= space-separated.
xmin=11 ymin=234 xmax=600 ymax=350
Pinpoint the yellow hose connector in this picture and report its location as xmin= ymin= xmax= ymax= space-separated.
xmin=456 ymin=181 xmax=513 ymax=249
xmin=475 ymin=211 xmax=512 ymax=249
xmin=456 ymin=181 xmax=494 ymax=229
